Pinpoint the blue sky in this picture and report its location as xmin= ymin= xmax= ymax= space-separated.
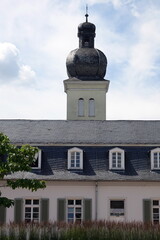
xmin=0 ymin=0 xmax=160 ymax=120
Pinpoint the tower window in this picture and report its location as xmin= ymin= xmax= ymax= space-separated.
xmin=88 ymin=98 xmax=95 ymax=117
xmin=83 ymin=37 xmax=89 ymax=47
xmin=78 ymin=98 xmax=84 ymax=117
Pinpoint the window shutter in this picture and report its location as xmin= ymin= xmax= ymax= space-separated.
xmin=14 ymin=198 xmax=23 ymax=223
xmin=40 ymin=198 xmax=49 ymax=222
xmin=57 ymin=198 xmax=66 ymax=222
xmin=0 ymin=206 xmax=6 ymax=224
xmin=83 ymin=199 xmax=92 ymax=221
xmin=143 ymin=199 xmax=151 ymax=223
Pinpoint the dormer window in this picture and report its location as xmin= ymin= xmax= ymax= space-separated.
xmin=68 ymin=147 xmax=83 ymax=170
xmin=31 ymin=150 xmax=42 ymax=169
xmin=109 ymin=148 xmax=125 ymax=170
xmin=151 ymin=148 xmax=160 ymax=170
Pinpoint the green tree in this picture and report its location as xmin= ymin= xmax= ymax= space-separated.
xmin=0 ymin=132 xmax=46 ymax=207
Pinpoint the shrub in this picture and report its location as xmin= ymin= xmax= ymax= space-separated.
xmin=1 ymin=221 xmax=160 ymax=240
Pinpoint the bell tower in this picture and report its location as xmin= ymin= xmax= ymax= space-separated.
xmin=64 ymin=14 xmax=109 ymax=120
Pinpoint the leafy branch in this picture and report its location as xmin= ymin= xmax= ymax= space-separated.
xmin=0 ymin=133 xmax=46 ymax=207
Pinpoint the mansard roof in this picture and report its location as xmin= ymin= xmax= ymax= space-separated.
xmin=5 ymin=145 xmax=160 ymax=182
xmin=0 ymin=119 xmax=160 ymax=145
xmin=1 ymin=119 xmax=160 ymax=182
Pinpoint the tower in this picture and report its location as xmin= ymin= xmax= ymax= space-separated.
xmin=64 ymin=14 xmax=109 ymax=120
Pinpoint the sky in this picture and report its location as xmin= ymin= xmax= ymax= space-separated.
xmin=0 ymin=0 xmax=160 ymax=120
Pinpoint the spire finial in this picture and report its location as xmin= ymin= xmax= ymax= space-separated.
xmin=85 ymin=4 xmax=89 ymax=22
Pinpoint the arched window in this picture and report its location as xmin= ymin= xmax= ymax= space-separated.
xmin=68 ymin=147 xmax=83 ymax=170
xmin=83 ymin=37 xmax=89 ymax=47
xmin=109 ymin=148 xmax=125 ymax=170
xmin=151 ymin=148 xmax=160 ymax=170
xmin=31 ymin=149 xmax=42 ymax=169
xmin=78 ymin=98 xmax=84 ymax=116
xmin=88 ymin=98 xmax=95 ymax=117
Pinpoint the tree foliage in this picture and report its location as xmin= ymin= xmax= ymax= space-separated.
xmin=0 ymin=132 xmax=46 ymax=207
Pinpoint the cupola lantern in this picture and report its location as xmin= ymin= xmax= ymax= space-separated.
xmin=64 ymin=14 xmax=110 ymax=120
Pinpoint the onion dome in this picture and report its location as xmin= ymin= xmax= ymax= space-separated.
xmin=66 ymin=14 xmax=107 ymax=80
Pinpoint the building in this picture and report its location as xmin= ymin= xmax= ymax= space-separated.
xmin=0 ymin=15 xmax=160 ymax=224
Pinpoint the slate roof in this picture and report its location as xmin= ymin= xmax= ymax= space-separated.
xmin=0 ymin=119 xmax=160 ymax=145
xmin=5 ymin=145 xmax=160 ymax=182
xmin=1 ymin=119 xmax=160 ymax=182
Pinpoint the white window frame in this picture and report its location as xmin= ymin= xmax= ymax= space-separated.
xmin=32 ymin=150 xmax=42 ymax=169
xmin=151 ymin=148 xmax=160 ymax=170
xmin=152 ymin=199 xmax=160 ymax=224
xmin=109 ymin=199 xmax=125 ymax=219
xmin=67 ymin=199 xmax=83 ymax=223
xmin=24 ymin=198 xmax=40 ymax=223
xmin=68 ymin=147 xmax=83 ymax=170
xmin=109 ymin=147 xmax=125 ymax=170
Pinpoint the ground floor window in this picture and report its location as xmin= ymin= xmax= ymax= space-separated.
xmin=67 ymin=199 xmax=82 ymax=223
xmin=152 ymin=200 xmax=160 ymax=224
xmin=24 ymin=199 xmax=40 ymax=223
xmin=110 ymin=200 xmax=125 ymax=220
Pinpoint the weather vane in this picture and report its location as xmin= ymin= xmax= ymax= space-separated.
xmin=85 ymin=4 xmax=89 ymax=22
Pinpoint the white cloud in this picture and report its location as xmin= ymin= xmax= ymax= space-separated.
xmin=94 ymin=1 xmax=160 ymax=119
xmin=19 ymin=65 xmax=36 ymax=83
xmin=0 ymin=42 xmax=36 ymax=86
xmin=0 ymin=85 xmax=66 ymax=119
xmin=0 ymin=42 xmax=19 ymax=61
xmin=107 ymin=87 xmax=160 ymax=120
xmin=87 ymin=0 xmax=122 ymax=8
xmin=121 ymin=6 xmax=160 ymax=87
xmin=0 ymin=42 xmax=19 ymax=80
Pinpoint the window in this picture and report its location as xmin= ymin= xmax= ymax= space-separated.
xmin=67 ymin=199 xmax=82 ymax=223
xmin=24 ymin=199 xmax=40 ymax=223
xmin=14 ymin=198 xmax=49 ymax=223
xmin=151 ymin=148 xmax=160 ymax=170
xmin=57 ymin=198 xmax=92 ymax=222
xmin=88 ymin=98 xmax=95 ymax=117
xmin=110 ymin=200 xmax=125 ymax=220
xmin=109 ymin=148 xmax=125 ymax=170
xmin=78 ymin=98 xmax=84 ymax=117
xmin=152 ymin=200 xmax=160 ymax=224
xmin=31 ymin=150 xmax=42 ymax=169
xmin=68 ymin=147 xmax=83 ymax=170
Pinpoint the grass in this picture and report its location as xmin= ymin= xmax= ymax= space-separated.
xmin=1 ymin=221 xmax=160 ymax=240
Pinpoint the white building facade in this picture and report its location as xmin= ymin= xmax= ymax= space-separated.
xmin=0 ymin=180 xmax=159 ymax=223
